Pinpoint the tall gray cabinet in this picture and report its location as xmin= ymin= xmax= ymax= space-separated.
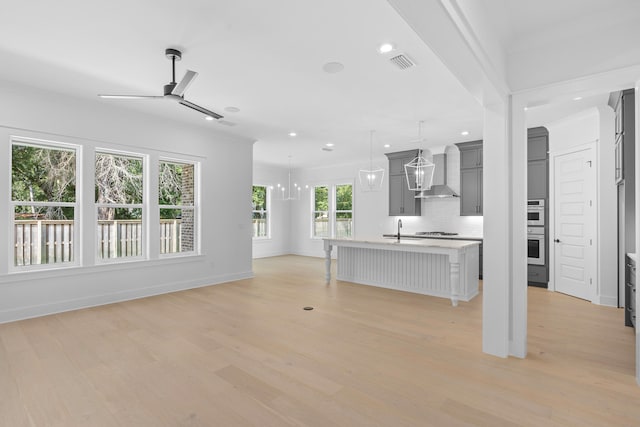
xmin=385 ymin=150 xmax=421 ymax=216
xmin=609 ymin=89 xmax=636 ymax=312
xmin=527 ymin=127 xmax=549 ymax=287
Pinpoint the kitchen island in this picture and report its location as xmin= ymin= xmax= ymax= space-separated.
xmin=323 ymin=238 xmax=480 ymax=306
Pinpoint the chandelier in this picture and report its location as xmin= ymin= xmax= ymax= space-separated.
xmin=404 ymin=121 xmax=435 ymax=193
xmin=358 ymin=130 xmax=385 ymax=191
xmin=276 ymin=155 xmax=301 ymax=201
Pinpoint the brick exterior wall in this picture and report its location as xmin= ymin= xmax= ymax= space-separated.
xmin=181 ymin=164 xmax=195 ymax=252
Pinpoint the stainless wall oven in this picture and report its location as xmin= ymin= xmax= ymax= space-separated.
xmin=527 ymin=199 xmax=545 ymax=226
xmin=527 ymin=227 xmax=545 ymax=265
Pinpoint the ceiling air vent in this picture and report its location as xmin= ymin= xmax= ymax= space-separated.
xmin=389 ymin=53 xmax=416 ymax=70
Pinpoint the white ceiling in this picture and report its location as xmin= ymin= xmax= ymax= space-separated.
xmin=0 ymin=0 xmax=634 ymax=168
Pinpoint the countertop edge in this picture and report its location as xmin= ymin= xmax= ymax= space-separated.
xmin=381 ymin=234 xmax=483 ymax=241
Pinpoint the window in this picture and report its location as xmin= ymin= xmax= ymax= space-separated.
xmin=335 ymin=184 xmax=353 ymax=238
xmin=252 ymin=185 xmax=269 ymax=238
xmin=312 ymin=185 xmax=329 ymax=238
xmin=11 ymin=139 xmax=78 ymax=268
xmin=159 ymin=160 xmax=197 ymax=255
xmin=95 ymin=151 xmax=144 ymax=260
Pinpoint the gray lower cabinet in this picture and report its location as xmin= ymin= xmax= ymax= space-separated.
xmin=528 ymin=265 xmax=548 ymax=285
xmin=626 ymin=255 xmax=636 ymax=328
xmin=385 ymin=150 xmax=421 ymax=216
xmin=479 ymin=242 xmax=483 ymax=279
xmin=456 ymin=140 xmax=483 ymax=216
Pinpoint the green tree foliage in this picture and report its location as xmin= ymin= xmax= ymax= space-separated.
xmin=314 ymin=186 xmax=328 ymax=211
xmin=252 ymin=185 xmax=267 ymax=210
xmin=335 ymin=184 xmax=352 ymax=219
xmin=12 ymin=145 xmax=76 ymax=219
xmin=12 ymin=145 xmax=185 ymax=222
xmin=95 ymin=153 xmax=143 ymax=220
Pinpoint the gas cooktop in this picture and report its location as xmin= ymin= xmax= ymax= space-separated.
xmin=415 ymin=231 xmax=459 ymax=236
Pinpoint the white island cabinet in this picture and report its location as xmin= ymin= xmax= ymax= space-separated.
xmin=323 ymin=238 xmax=480 ymax=306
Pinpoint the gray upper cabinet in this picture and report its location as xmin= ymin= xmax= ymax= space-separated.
xmin=460 ymin=144 xmax=482 ymax=169
xmin=455 ymin=140 xmax=483 ymax=216
xmin=527 ymin=135 xmax=548 ymax=161
xmin=385 ymin=150 xmax=421 ymax=216
xmin=527 ymin=159 xmax=547 ymax=199
xmin=527 ymin=127 xmax=549 ymax=199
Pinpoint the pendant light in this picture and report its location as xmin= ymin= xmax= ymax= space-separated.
xmin=404 ymin=121 xmax=435 ymax=194
xmin=276 ymin=155 xmax=301 ymax=201
xmin=358 ymin=130 xmax=385 ymax=191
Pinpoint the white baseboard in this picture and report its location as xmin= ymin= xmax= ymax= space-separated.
xmin=0 ymin=271 xmax=254 ymax=324
xmin=594 ymin=294 xmax=618 ymax=307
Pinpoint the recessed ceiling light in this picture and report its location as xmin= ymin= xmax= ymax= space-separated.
xmin=326 ymin=143 xmax=334 ymax=147
xmin=573 ymin=96 xmax=583 ymax=101
xmin=524 ymin=107 xmax=529 ymax=111
xmin=378 ymin=43 xmax=395 ymax=54
xmin=204 ymin=116 xmax=214 ymax=121
xmin=322 ymin=62 xmax=344 ymax=74
xmin=224 ymin=106 xmax=240 ymax=113
xmin=384 ymin=144 xmax=391 ymax=148
xmin=461 ymin=131 xmax=469 ymax=136
xmin=288 ymin=132 xmax=297 ymax=137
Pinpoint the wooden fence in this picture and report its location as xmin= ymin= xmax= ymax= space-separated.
xmin=14 ymin=219 xmax=183 ymax=266
xmin=313 ymin=218 xmax=352 ymax=238
xmin=14 ymin=220 xmax=74 ymax=266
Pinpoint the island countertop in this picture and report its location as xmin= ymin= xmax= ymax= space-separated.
xmin=325 ymin=237 xmax=480 ymax=251
xmin=382 ymin=233 xmax=483 ymax=242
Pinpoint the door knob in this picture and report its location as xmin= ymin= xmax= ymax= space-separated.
xmin=554 ymin=239 xmax=560 ymax=243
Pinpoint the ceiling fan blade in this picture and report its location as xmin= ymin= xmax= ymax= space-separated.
xmin=179 ymin=99 xmax=223 ymax=119
xmin=172 ymin=70 xmax=198 ymax=97
xmin=98 ymin=94 xmax=163 ymax=99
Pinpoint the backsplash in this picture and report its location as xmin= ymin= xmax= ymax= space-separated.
xmin=384 ymin=199 xmax=483 ymax=237
xmin=384 ymin=146 xmax=484 ymax=238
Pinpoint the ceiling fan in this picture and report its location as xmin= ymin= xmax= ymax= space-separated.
xmin=98 ymin=48 xmax=223 ymax=120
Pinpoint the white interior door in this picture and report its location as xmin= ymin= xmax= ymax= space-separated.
xmin=553 ymin=147 xmax=596 ymax=301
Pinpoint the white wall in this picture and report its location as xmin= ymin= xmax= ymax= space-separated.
xmin=0 ymin=80 xmax=254 ymax=323
xmin=288 ymin=147 xmax=483 ymax=259
xmin=252 ymin=163 xmax=291 ymax=258
xmin=546 ymin=107 xmax=617 ymax=306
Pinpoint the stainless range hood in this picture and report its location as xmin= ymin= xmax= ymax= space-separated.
xmin=415 ymin=153 xmax=459 ymax=198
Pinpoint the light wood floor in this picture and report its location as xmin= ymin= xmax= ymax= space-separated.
xmin=1 ymin=255 xmax=638 ymax=426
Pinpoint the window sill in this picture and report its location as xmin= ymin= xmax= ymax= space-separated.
xmin=252 ymin=237 xmax=272 ymax=242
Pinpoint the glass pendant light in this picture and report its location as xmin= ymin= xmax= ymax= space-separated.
xmin=358 ymin=130 xmax=385 ymax=191
xmin=404 ymin=121 xmax=435 ymax=193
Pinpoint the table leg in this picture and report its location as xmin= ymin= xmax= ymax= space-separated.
xmin=450 ymin=261 xmax=460 ymax=307
xmin=324 ymin=245 xmax=332 ymax=283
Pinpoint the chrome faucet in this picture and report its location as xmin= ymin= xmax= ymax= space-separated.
xmin=397 ymin=219 xmax=402 ymax=242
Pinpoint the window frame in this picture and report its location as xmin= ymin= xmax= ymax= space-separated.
xmin=94 ymin=148 xmax=146 ymax=264
xmin=310 ymin=182 xmax=354 ymax=240
xmin=9 ymin=137 xmax=82 ymax=272
xmin=252 ymin=184 xmax=270 ymax=240
xmin=334 ymin=183 xmax=354 ymax=239
xmin=158 ymin=158 xmax=199 ymax=258
xmin=311 ymin=185 xmax=330 ymax=239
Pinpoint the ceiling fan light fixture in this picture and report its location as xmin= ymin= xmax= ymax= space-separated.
xmin=98 ymin=48 xmax=223 ymax=120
